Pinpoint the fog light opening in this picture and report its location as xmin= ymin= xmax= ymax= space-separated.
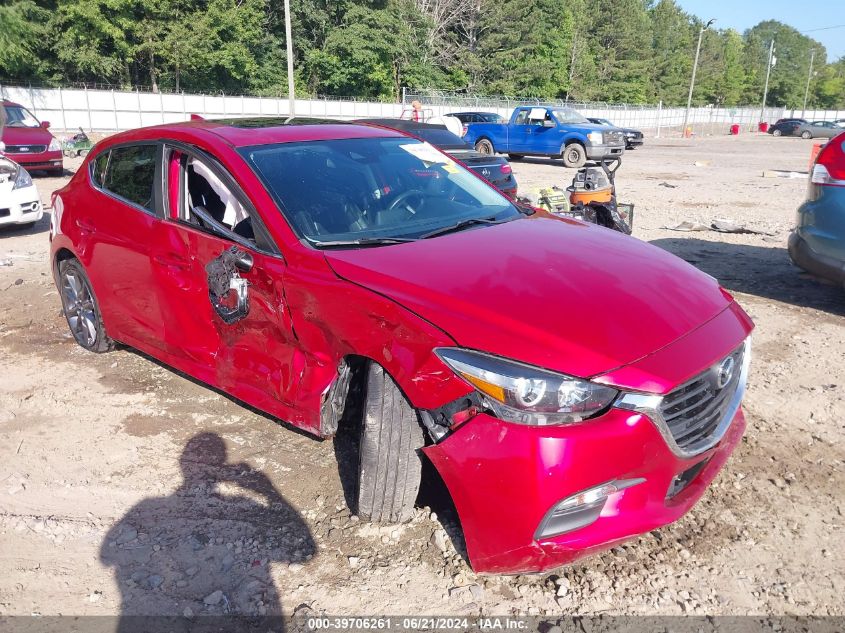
xmin=535 ymin=478 xmax=645 ymax=540
xmin=666 ymin=459 xmax=709 ymax=500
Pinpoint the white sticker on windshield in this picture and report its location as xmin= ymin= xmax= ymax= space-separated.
xmin=399 ymin=142 xmax=452 ymax=165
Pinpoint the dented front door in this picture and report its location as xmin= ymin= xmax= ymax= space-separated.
xmin=153 ymin=221 xmax=301 ymax=421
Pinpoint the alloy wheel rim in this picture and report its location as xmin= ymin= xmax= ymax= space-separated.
xmin=62 ymin=271 xmax=97 ymax=347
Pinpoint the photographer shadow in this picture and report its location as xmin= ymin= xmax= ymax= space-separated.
xmin=100 ymin=432 xmax=314 ymax=631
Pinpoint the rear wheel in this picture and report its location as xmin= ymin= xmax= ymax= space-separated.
xmin=474 ymin=139 xmax=494 ymax=155
xmin=801 ymin=131 xmax=812 ymax=139
xmin=58 ymin=258 xmax=114 ymax=353
xmin=772 ymin=129 xmax=782 ymax=137
xmin=561 ymin=143 xmax=587 ymax=168
xmin=357 ymin=363 xmax=424 ymax=523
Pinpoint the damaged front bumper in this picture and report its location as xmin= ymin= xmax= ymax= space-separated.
xmin=424 ymin=406 xmax=745 ymax=574
xmin=421 ymin=303 xmax=752 ymax=574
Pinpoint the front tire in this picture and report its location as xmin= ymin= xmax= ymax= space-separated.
xmin=474 ymin=139 xmax=494 ymax=155
xmin=562 ymin=143 xmax=587 ymax=168
xmin=58 ymin=258 xmax=114 ymax=353
xmin=357 ymin=363 xmax=424 ymax=523
xmin=772 ymin=129 xmax=782 ymax=137
xmin=801 ymin=131 xmax=812 ymax=139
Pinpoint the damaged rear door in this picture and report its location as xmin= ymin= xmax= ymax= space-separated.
xmin=152 ymin=144 xmax=301 ymax=422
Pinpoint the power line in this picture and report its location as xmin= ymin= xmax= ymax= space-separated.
xmin=802 ymin=24 xmax=845 ymax=33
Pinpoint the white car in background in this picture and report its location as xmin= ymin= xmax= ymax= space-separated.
xmin=0 ymin=155 xmax=43 ymax=229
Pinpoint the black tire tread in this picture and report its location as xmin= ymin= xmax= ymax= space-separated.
xmin=357 ymin=364 xmax=424 ymax=523
xmin=561 ymin=142 xmax=587 ymax=168
xmin=59 ymin=259 xmax=115 ymax=353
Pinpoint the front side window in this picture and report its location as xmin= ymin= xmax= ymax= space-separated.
xmin=183 ymin=154 xmax=255 ymax=242
xmin=2 ymin=105 xmax=40 ymax=128
xmin=513 ymin=110 xmax=530 ymax=125
xmin=103 ymin=145 xmax=156 ymax=211
xmin=243 ymin=137 xmax=520 ymax=246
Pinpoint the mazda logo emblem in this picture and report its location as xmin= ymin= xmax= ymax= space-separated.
xmin=716 ymin=356 xmax=735 ymax=389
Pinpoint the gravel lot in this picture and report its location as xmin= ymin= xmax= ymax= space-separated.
xmin=0 ymin=133 xmax=843 ymax=618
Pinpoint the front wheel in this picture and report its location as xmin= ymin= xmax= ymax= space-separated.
xmin=561 ymin=143 xmax=587 ymax=168
xmin=772 ymin=129 xmax=782 ymax=137
xmin=357 ymin=364 xmax=424 ymax=523
xmin=58 ymin=258 xmax=114 ymax=353
xmin=801 ymin=131 xmax=812 ymax=139
xmin=474 ymin=139 xmax=494 ymax=155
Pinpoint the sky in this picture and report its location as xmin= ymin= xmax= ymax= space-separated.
xmin=676 ymin=0 xmax=845 ymax=61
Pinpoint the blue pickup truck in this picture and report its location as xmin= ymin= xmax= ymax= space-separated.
xmin=462 ymin=106 xmax=626 ymax=168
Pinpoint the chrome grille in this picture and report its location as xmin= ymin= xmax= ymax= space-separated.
xmin=6 ymin=145 xmax=47 ymax=154
xmin=659 ymin=344 xmax=746 ymax=451
xmin=605 ymin=131 xmax=624 ymax=145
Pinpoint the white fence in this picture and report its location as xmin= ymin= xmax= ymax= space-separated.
xmin=2 ymin=83 xmax=844 ymax=137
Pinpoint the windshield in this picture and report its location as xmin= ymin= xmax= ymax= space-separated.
xmin=243 ymin=137 xmax=520 ymax=246
xmin=3 ymin=105 xmax=40 ymax=128
xmin=552 ymin=108 xmax=589 ymax=124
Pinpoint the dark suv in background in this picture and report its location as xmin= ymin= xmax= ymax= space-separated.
xmin=769 ymin=118 xmax=806 ymax=137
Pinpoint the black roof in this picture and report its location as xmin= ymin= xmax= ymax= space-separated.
xmin=353 ymin=118 xmax=447 ymax=132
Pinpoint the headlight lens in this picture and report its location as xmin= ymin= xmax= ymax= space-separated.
xmin=48 ymin=138 xmax=61 ymax=152
xmin=13 ymin=166 xmax=33 ymax=190
xmin=435 ymin=348 xmax=618 ymax=426
xmin=587 ymin=131 xmax=603 ymax=145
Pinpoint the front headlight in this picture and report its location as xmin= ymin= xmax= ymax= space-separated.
xmin=12 ymin=166 xmax=33 ymax=190
xmin=587 ymin=131 xmax=603 ymax=145
xmin=435 ymin=348 xmax=618 ymax=426
xmin=48 ymin=138 xmax=61 ymax=152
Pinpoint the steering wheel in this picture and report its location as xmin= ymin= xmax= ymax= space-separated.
xmin=387 ymin=189 xmax=425 ymax=218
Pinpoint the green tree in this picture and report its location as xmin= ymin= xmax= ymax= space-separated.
xmin=742 ymin=20 xmax=825 ymax=108
xmin=585 ymin=0 xmax=652 ymax=103
xmin=473 ymin=0 xmax=573 ymax=98
xmin=647 ymin=0 xmax=694 ymax=104
xmin=0 ymin=0 xmax=52 ymax=80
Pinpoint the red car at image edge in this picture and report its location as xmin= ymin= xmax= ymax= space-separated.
xmin=49 ymin=117 xmax=753 ymax=574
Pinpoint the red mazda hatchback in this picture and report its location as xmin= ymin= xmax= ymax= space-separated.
xmin=50 ymin=118 xmax=753 ymax=573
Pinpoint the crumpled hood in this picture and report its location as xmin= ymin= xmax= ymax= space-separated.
xmin=324 ymin=215 xmax=733 ymax=378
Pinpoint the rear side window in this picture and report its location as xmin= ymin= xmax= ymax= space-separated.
xmin=90 ymin=151 xmax=109 ymax=187
xmin=103 ymin=145 xmax=157 ymax=211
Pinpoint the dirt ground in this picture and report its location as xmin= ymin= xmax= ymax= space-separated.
xmin=0 ymin=133 xmax=843 ymax=619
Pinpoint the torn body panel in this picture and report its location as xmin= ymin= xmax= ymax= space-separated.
xmin=424 ymin=407 xmax=746 ymax=573
xmin=278 ymin=246 xmax=473 ymax=436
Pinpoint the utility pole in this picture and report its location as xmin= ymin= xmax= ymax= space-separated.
xmin=802 ymin=49 xmax=816 ymax=118
xmin=682 ymin=18 xmax=715 ymax=137
xmin=759 ymin=39 xmax=775 ymax=124
xmin=284 ymin=0 xmax=295 ymax=117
